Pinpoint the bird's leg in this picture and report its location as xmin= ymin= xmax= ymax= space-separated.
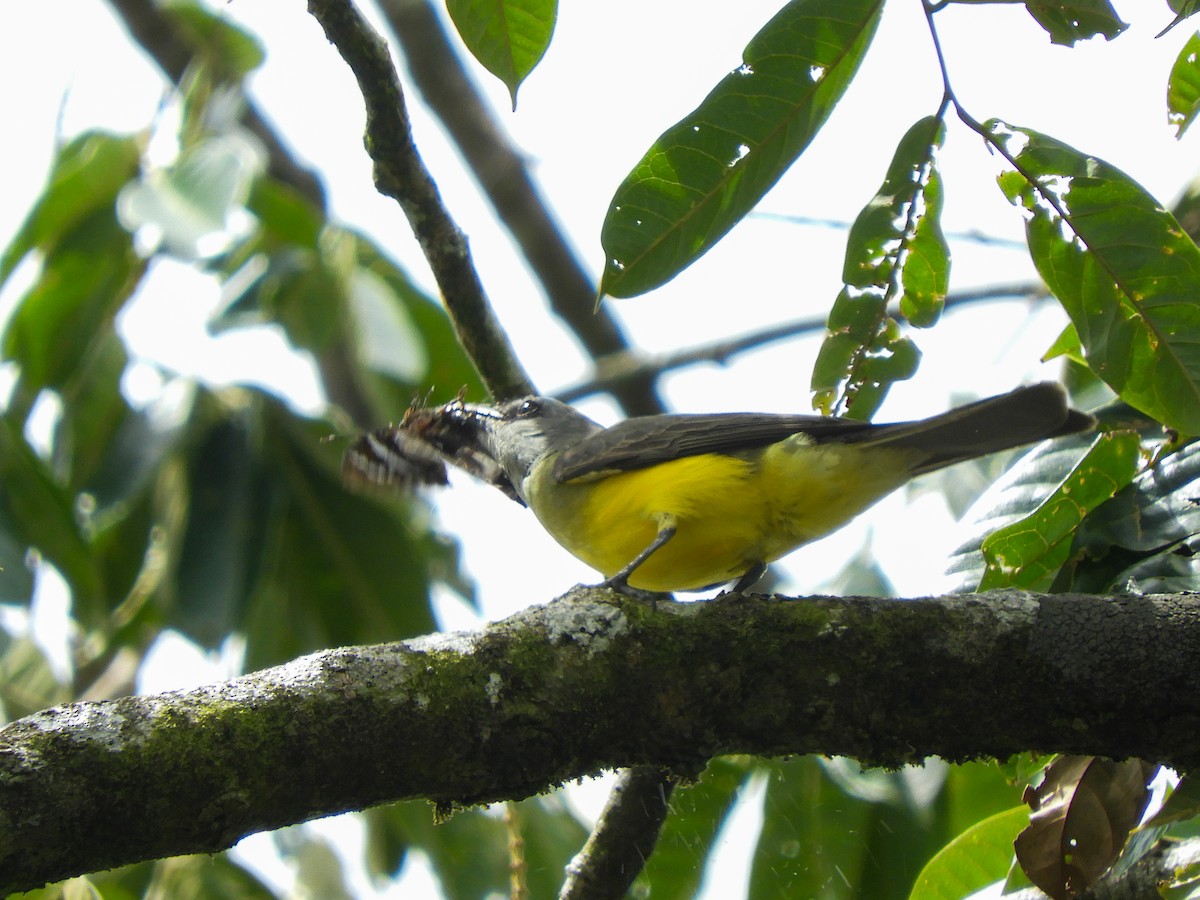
xmin=728 ymin=561 xmax=767 ymax=594
xmin=596 ymin=520 xmax=677 ymax=600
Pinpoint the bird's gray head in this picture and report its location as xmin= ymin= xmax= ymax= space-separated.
xmin=463 ymin=396 xmax=601 ymax=490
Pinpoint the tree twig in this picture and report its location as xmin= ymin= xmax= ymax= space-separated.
xmin=558 ymin=281 xmax=1050 ymax=403
xmin=307 ymin=0 xmax=534 ymax=400
xmin=5 ymin=587 xmax=1200 ymax=893
xmin=559 ymin=767 xmax=677 ymax=900
xmin=375 ymin=0 xmax=664 ymax=416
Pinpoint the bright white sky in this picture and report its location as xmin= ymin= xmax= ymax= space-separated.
xmin=2 ymin=2 xmax=1197 ymax=896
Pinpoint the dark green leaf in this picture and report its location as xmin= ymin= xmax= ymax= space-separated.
xmin=908 ymin=806 xmax=1028 ymax=900
xmin=1158 ymin=0 xmax=1200 ymax=38
xmin=173 ymin=392 xmax=272 ymax=649
xmin=1023 ymin=0 xmax=1128 ymax=45
xmin=514 ymin=797 xmax=590 ymax=900
xmin=944 ymin=428 xmax=1100 ymax=593
xmin=812 ymin=116 xmax=946 ymax=417
xmin=446 ymin=0 xmax=557 ymax=108
xmin=0 ymin=132 xmax=139 ymax=286
xmin=1068 ymin=438 xmax=1200 ymax=593
xmin=979 ymin=430 xmax=1141 ymax=591
xmin=1168 ymin=32 xmax=1200 ymax=138
xmin=992 ymin=122 xmax=1200 ymax=435
xmin=2 ymin=206 xmax=143 ymax=394
xmin=241 ymin=396 xmax=439 ymax=669
xmin=160 ymin=0 xmax=266 ymax=81
xmin=599 ymin=0 xmax=883 ymax=298
xmin=0 ymin=416 xmax=105 ymax=615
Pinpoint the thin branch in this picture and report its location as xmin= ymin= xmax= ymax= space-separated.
xmin=4 ymin=588 xmax=1200 ymax=893
xmin=307 ymin=0 xmax=534 ymax=400
xmin=559 ymin=768 xmax=677 ymax=900
xmin=558 ymin=281 xmax=1050 ymax=403
xmin=375 ymin=0 xmax=664 ymax=416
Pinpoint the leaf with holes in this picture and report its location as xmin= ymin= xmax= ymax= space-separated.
xmin=1022 ymin=0 xmax=1128 ymax=45
xmin=599 ymin=0 xmax=883 ymax=298
xmin=992 ymin=121 xmax=1200 ymax=435
xmin=1169 ymin=32 xmax=1200 ymax=138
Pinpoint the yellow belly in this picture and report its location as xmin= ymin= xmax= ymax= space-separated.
xmin=523 ymin=439 xmax=921 ymax=592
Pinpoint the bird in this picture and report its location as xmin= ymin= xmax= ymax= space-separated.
xmin=346 ymin=383 xmax=1094 ymax=594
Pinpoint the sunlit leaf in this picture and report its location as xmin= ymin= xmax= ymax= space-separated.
xmin=908 ymin=805 xmax=1028 ymax=900
xmin=0 ymin=132 xmax=139 ymax=286
xmin=1014 ymin=756 xmax=1153 ymax=899
xmin=0 ymin=633 xmax=70 ymax=725
xmin=1168 ymin=33 xmax=1200 ymax=138
xmin=812 ymin=115 xmax=946 ymax=417
xmin=599 ymin=0 xmax=883 ymax=298
xmin=117 ymin=132 xmax=265 ymax=260
xmin=993 ymin=122 xmax=1200 ymax=435
xmin=446 ymin=0 xmax=557 ymax=108
xmin=944 ymin=429 xmax=1099 ymax=593
xmin=1022 ymin=0 xmax=1128 ymax=45
xmin=979 ymin=430 xmax=1141 ymax=591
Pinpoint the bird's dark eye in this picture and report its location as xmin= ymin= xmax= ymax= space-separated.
xmin=516 ymin=398 xmax=541 ymax=417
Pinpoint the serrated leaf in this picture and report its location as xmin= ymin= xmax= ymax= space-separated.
xmin=1168 ymin=33 xmax=1200 ymax=138
xmin=1014 ymin=756 xmax=1153 ymax=899
xmin=908 ymin=805 xmax=1028 ymax=900
xmin=979 ymin=430 xmax=1141 ymax=591
xmin=991 ymin=121 xmax=1200 ymax=435
xmin=599 ymin=0 xmax=883 ymax=298
xmin=446 ymin=0 xmax=556 ymax=108
xmin=1023 ymin=0 xmax=1129 ymax=45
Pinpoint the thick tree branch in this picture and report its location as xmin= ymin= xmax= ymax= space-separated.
xmin=307 ymin=0 xmax=534 ymax=400
xmin=3 ymin=588 xmax=1200 ymax=893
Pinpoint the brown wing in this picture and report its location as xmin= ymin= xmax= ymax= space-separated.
xmin=551 ymin=412 xmax=878 ymax=483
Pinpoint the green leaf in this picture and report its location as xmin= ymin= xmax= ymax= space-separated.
xmin=1068 ymin=438 xmax=1200 ymax=593
xmin=979 ymin=430 xmax=1141 ymax=591
xmin=160 ymin=0 xmax=266 ymax=81
xmin=599 ymin=0 xmax=883 ymax=298
xmin=1168 ymin=33 xmax=1200 ymax=138
xmin=3 ymin=206 xmax=143 ymax=395
xmin=241 ymin=396 xmax=439 ymax=669
xmin=1022 ymin=0 xmax=1129 ymax=45
xmin=991 ymin=122 xmax=1200 ymax=435
xmin=446 ymin=0 xmax=557 ymax=108
xmin=811 ymin=115 xmax=946 ymax=418
xmin=944 ymin=429 xmax=1100 ymax=593
xmin=0 ymin=415 xmax=105 ymax=616
xmin=0 ymin=132 xmax=139 ymax=286
xmin=908 ymin=806 xmax=1028 ymax=900
xmin=1159 ymin=1 xmax=1200 ymax=38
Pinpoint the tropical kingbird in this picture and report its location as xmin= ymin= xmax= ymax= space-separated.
xmin=349 ymin=383 xmax=1094 ymax=593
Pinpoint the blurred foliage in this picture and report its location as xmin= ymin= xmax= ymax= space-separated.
xmin=3 ymin=0 xmax=1200 ymax=897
